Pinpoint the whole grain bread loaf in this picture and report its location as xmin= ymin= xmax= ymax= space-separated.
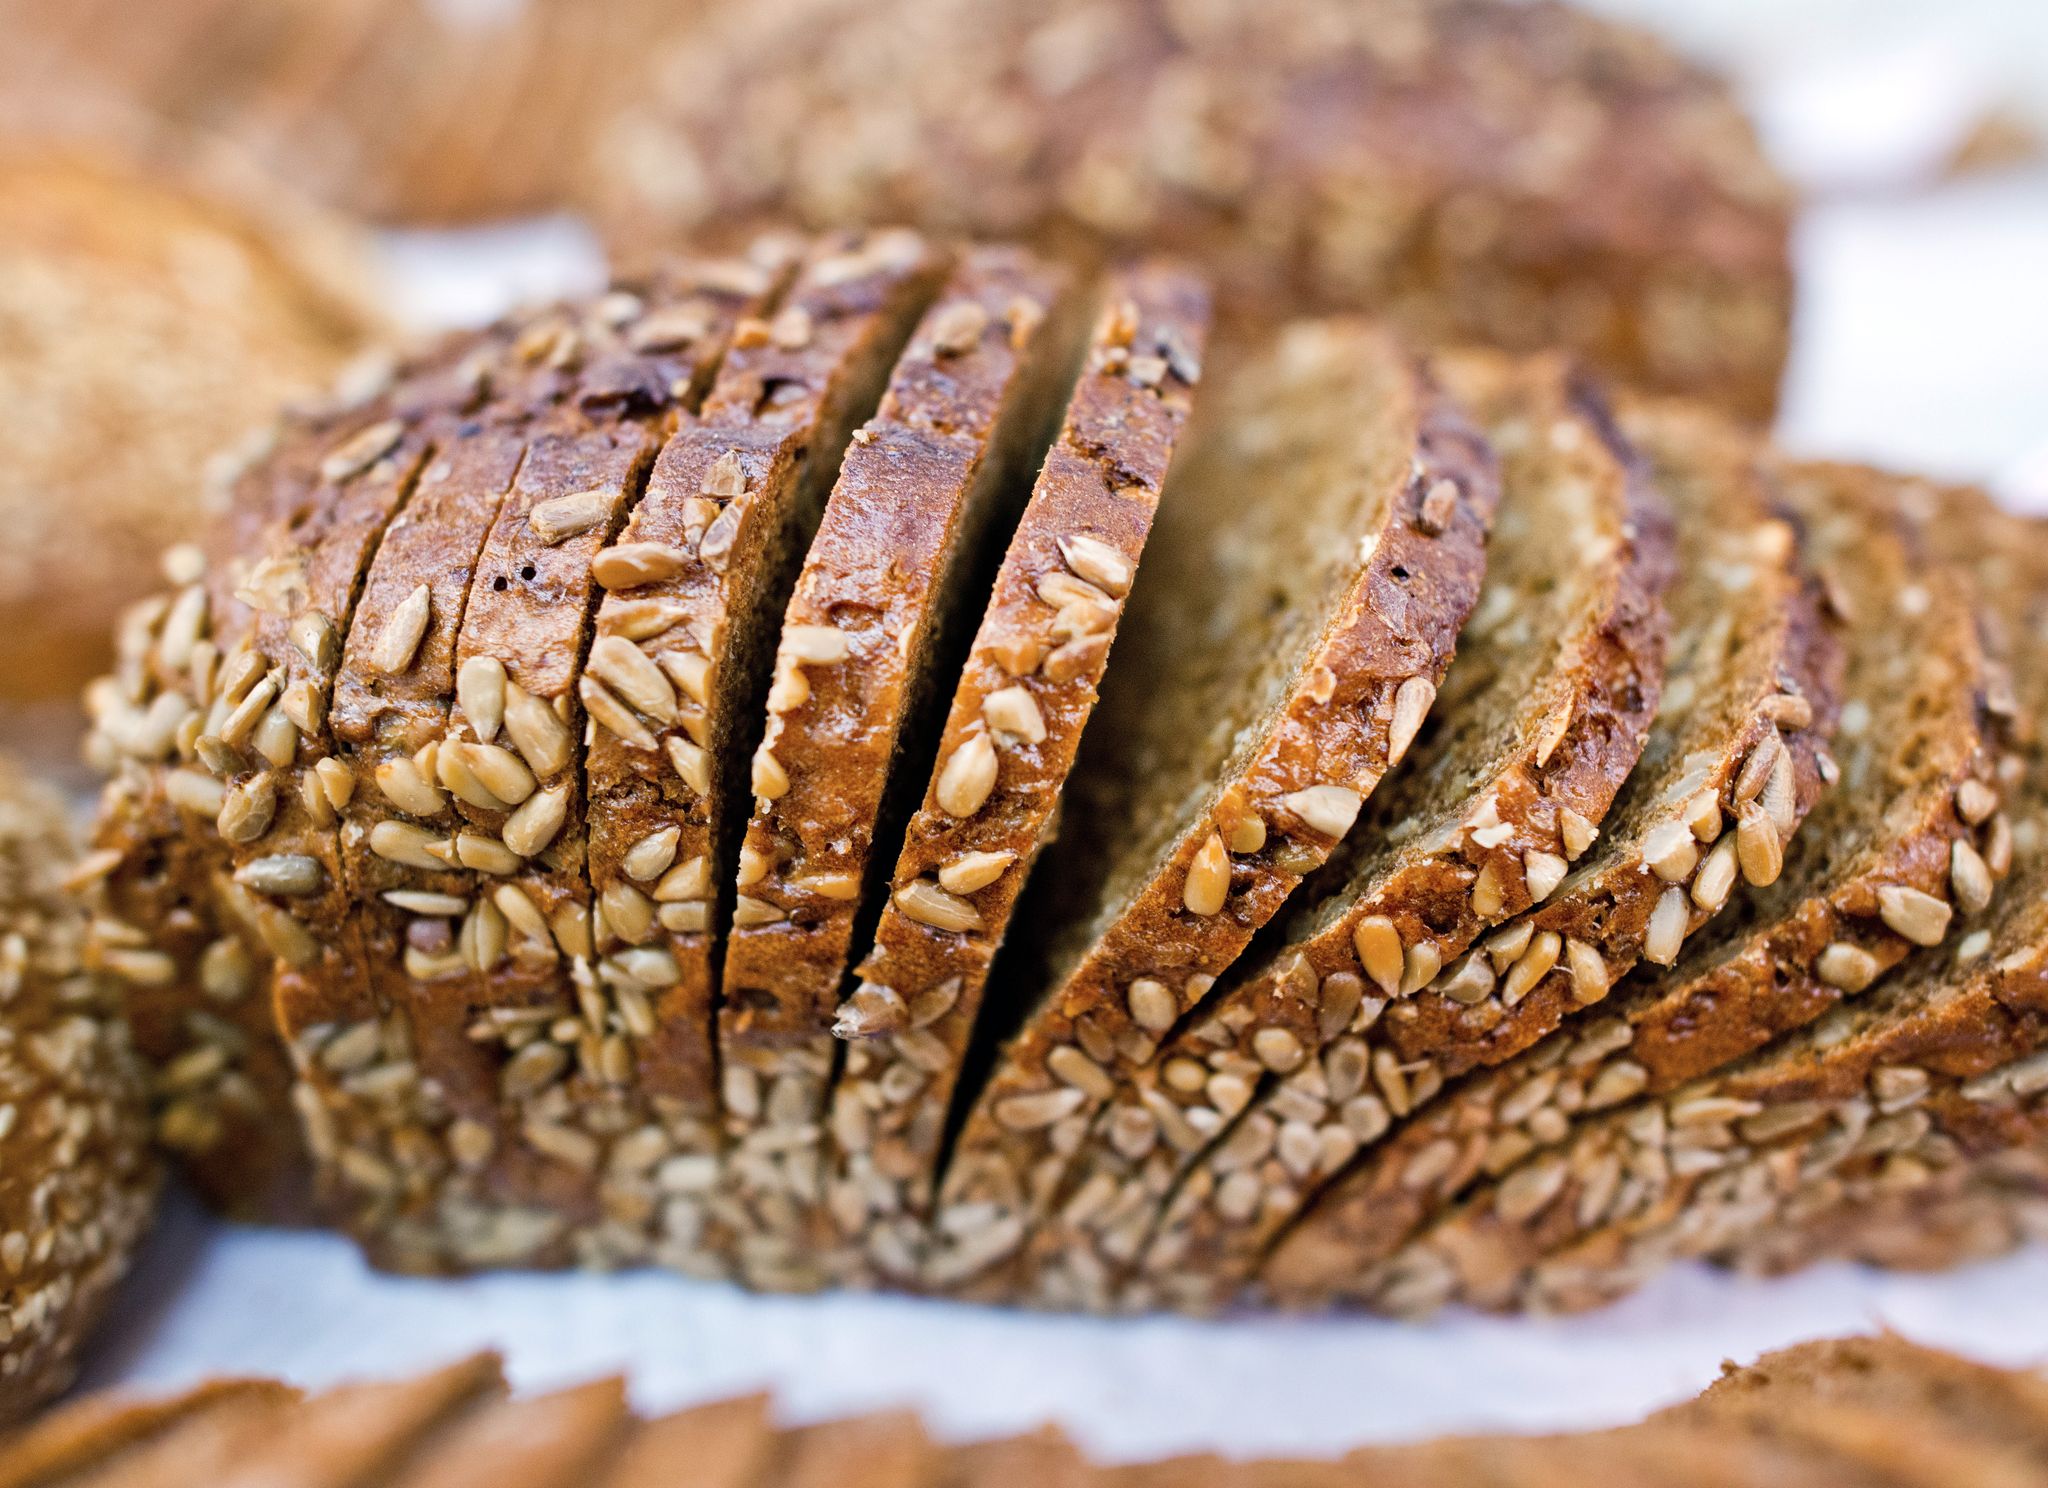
xmin=594 ymin=0 xmax=1794 ymax=419
xmin=1015 ymin=352 xmax=1675 ymax=1314
xmin=0 ymin=760 xmax=154 ymax=1424
xmin=0 ymin=0 xmax=678 ymax=226
xmin=22 ymin=1335 xmax=2048 ymax=1488
xmin=78 ymin=240 xmax=2039 ymax=1315
xmin=0 ymin=145 xmax=370 ymax=758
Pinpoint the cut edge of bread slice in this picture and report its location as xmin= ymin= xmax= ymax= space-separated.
xmin=917 ymin=321 xmax=1507 ymax=1299
xmin=814 ymin=269 xmax=1212 ymax=1287
xmin=1257 ymin=406 xmax=1873 ymax=1309
xmin=1025 ymin=352 xmax=1675 ymax=1314
xmin=712 ymin=247 xmax=1097 ymax=1280
xmin=1292 ymin=490 xmax=2035 ymax=1317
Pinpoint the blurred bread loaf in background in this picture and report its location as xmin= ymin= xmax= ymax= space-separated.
xmin=0 ymin=144 xmax=375 ymax=766
xmin=0 ymin=0 xmax=1796 ymax=421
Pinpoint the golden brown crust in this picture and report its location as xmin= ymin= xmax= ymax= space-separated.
xmin=715 ymin=248 xmax=1090 ymax=1276
xmin=816 ymin=268 xmax=1211 ymax=1288
xmin=1261 ymin=422 xmax=1865 ymax=1311
xmin=595 ymin=0 xmax=1794 ymax=419
xmin=0 ymin=145 xmax=369 ymax=716
xmin=0 ymin=760 xmax=154 ymax=1424
xmin=1027 ymin=353 xmax=1671 ymax=1313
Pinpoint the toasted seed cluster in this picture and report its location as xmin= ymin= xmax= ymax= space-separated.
xmin=1010 ymin=354 xmax=1674 ymax=1311
xmin=0 ymin=760 xmax=155 ymax=1423
xmin=593 ymin=0 xmax=1794 ymax=420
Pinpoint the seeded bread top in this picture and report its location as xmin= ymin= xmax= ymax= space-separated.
xmin=1259 ymin=403 xmax=1850 ymax=1303
xmin=0 ymin=759 xmax=154 ymax=1424
xmin=594 ymin=0 xmax=1792 ymax=417
xmin=0 ymin=146 xmax=370 ymax=705
xmin=817 ymin=269 xmax=1210 ymax=1283
xmin=1010 ymin=350 xmax=1671 ymax=1312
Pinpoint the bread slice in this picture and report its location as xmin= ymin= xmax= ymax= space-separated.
xmin=383 ymin=1378 xmax=632 ymax=1488
xmin=903 ymin=321 xmax=1499 ymax=1299
xmin=599 ymin=1395 xmax=777 ymax=1488
xmin=1256 ymin=421 xmax=1885 ymax=1310
xmin=815 ymin=269 xmax=1212 ymax=1286
xmin=1030 ymin=351 xmax=1674 ymax=1313
xmin=1262 ymin=463 xmax=2009 ymax=1314
xmin=1667 ymin=1334 xmax=2048 ymax=1467
xmin=0 ymin=1380 xmax=292 ymax=1488
xmin=290 ymin=251 xmax=784 ymax=1273
xmin=715 ymin=247 xmax=1094 ymax=1276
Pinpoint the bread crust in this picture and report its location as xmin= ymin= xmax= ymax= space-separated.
xmin=1038 ymin=354 xmax=1672 ymax=1313
xmin=715 ymin=248 xmax=1088 ymax=1282
xmin=815 ymin=268 xmax=1211 ymax=1289
xmin=1260 ymin=415 xmax=1854 ymax=1309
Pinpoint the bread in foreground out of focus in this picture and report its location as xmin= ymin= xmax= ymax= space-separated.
xmin=594 ymin=0 xmax=1795 ymax=420
xmin=10 ymin=1333 xmax=2047 ymax=1485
